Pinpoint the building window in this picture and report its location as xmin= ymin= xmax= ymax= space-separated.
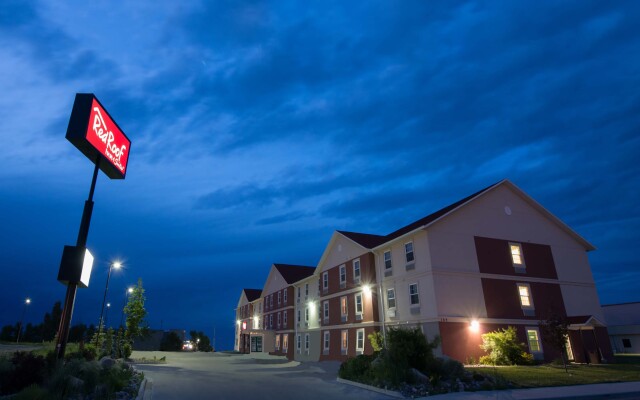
xmin=276 ymin=334 xmax=280 ymax=350
xmin=517 ymin=283 xmax=534 ymax=309
xmin=339 ymin=265 xmax=346 ymax=287
xmin=297 ymin=310 xmax=300 ymax=323
xmin=623 ymin=338 xmax=632 ymax=348
xmin=355 ymin=293 xmax=363 ymax=315
xmin=270 ymin=294 xmax=273 ymax=307
xmin=341 ymin=296 xmax=348 ymax=317
xmin=323 ymin=301 xmax=329 ymax=320
xmin=277 ymin=312 xmax=281 ymax=327
xmin=283 ymin=334 xmax=288 ymax=350
xmin=341 ymin=330 xmax=348 ymax=354
xmin=387 ymin=288 xmax=396 ymax=309
xmin=305 ymin=283 xmax=309 ymax=296
xmin=269 ymin=314 xmax=273 ymax=328
xmin=297 ymin=287 xmax=301 ymax=300
xmin=510 ymin=242 xmax=525 ymax=271
xmin=305 ymin=334 xmax=310 ymax=350
xmin=305 ymin=307 xmax=309 ymax=322
xmin=565 ymin=335 xmax=574 ymax=360
xmin=283 ymin=311 xmax=288 ymax=326
xmin=323 ymin=331 xmax=330 ymax=351
xmin=353 ymin=259 xmax=361 ymax=283
xmin=278 ymin=291 xmax=281 ymax=305
xmin=526 ymin=328 xmax=542 ymax=353
xmin=297 ymin=334 xmax=301 ymax=352
xmin=284 ymin=289 xmax=288 ymax=303
xmin=384 ymin=250 xmax=392 ymax=270
xmin=409 ymin=283 xmax=419 ymax=305
xmin=323 ymin=272 xmax=329 ymax=290
xmin=259 ymin=303 xmax=262 ymax=313
xmin=356 ymin=329 xmax=365 ymax=353
xmin=405 ymin=242 xmax=415 ymax=263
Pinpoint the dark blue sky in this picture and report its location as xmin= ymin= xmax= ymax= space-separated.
xmin=1 ymin=1 xmax=638 ymax=350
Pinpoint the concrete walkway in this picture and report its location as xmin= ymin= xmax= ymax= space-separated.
xmin=131 ymin=352 xmax=640 ymax=400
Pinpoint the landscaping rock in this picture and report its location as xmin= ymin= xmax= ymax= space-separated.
xmin=100 ymin=356 xmax=116 ymax=368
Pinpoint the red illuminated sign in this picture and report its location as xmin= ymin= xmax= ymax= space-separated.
xmin=242 ymin=322 xmax=247 ymax=330
xmin=66 ymin=94 xmax=131 ymax=179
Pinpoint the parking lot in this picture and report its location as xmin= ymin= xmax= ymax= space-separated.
xmin=131 ymin=351 xmax=389 ymax=400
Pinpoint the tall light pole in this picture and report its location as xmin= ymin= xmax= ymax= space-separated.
xmin=120 ymin=287 xmax=134 ymax=329
xmin=96 ymin=262 xmax=122 ymax=348
xmin=16 ymin=298 xmax=31 ymax=344
xmin=106 ymin=302 xmax=111 ymax=330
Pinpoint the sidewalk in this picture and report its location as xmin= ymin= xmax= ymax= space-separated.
xmin=431 ymin=381 xmax=640 ymax=399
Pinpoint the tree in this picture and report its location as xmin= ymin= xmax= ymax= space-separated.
xmin=368 ymin=331 xmax=384 ymax=352
xmin=160 ymin=331 xmax=183 ymax=351
xmin=190 ymin=331 xmax=213 ymax=352
xmin=540 ymin=312 xmax=570 ymax=372
xmin=124 ymin=278 xmax=148 ymax=342
xmin=480 ymin=326 xmax=533 ymax=365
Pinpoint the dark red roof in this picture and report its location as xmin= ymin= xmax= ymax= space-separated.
xmin=339 ymin=181 xmax=501 ymax=249
xmin=274 ymin=264 xmax=315 ymax=284
xmin=243 ymin=289 xmax=262 ymax=302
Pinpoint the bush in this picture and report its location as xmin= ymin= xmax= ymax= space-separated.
xmin=0 ymin=352 xmax=47 ymax=395
xmin=480 ymin=326 xmax=534 ymax=365
xmin=338 ymin=354 xmax=375 ymax=383
xmin=368 ymin=331 xmax=384 ymax=352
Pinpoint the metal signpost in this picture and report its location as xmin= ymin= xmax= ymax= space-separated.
xmin=55 ymin=94 xmax=131 ymax=360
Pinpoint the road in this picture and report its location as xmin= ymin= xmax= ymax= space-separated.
xmin=131 ymin=351 xmax=389 ymax=400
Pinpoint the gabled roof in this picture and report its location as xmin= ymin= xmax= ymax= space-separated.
xmin=273 ymin=264 xmax=315 ymax=284
xmin=338 ymin=181 xmax=500 ymax=249
xmin=567 ymin=315 xmax=606 ymax=327
xmin=243 ymin=289 xmax=262 ymax=302
xmin=337 ymin=179 xmax=595 ymax=252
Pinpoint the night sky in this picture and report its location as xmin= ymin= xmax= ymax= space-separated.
xmin=1 ymin=1 xmax=639 ymax=350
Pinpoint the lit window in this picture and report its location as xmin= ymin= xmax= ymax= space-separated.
xmin=340 ymin=265 xmax=346 ymax=285
xmin=356 ymin=329 xmax=365 ymax=352
xmin=387 ymin=288 xmax=396 ymax=309
xmin=353 ymin=259 xmax=361 ymax=282
xmin=526 ymin=328 xmax=542 ymax=352
xmin=409 ymin=283 xmax=419 ymax=305
xmin=384 ymin=251 xmax=392 ymax=270
xmin=305 ymin=334 xmax=310 ymax=350
xmin=283 ymin=334 xmax=288 ymax=350
xmin=518 ymin=284 xmax=534 ymax=308
xmin=341 ymin=296 xmax=348 ymax=316
xmin=565 ymin=335 xmax=574 ymax=360
xmin=324 ymin=331 xmax=330 ymax=350
xmin=276 ymin=334 xmax=280 ymax=350
xmin=355 ymin=293 xmax=363 ymax=315
xmin=323 ymin=301 xmax=329 ymax=320
xmin=341 ymin=330 xmax=348 ymax=352
xmin=405 ymin=242 xmax=415 ymax=263
xmin=510 ymin=243 xmax=525 ymax=266
xmin=323 ymin=272 xmax=329 ymax=290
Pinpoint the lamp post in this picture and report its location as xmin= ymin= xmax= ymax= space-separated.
xmin=120 ymin=287 xmax=134 ymax=329
xmin=16 ymin=298 xmax=31 ymax=344
xmin=96 ymin=262 xmax=122 ymax=348
xmin=106 ymin=302 xmax=111 ymax=330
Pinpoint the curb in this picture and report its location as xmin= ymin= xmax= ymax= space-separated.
xmin=336 ymin=377 xmax=404 ymax=398
xmin=136 ymin=377 xmax=153 ymax=400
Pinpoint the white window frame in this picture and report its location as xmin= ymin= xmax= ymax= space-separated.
xmin=284 ymin=289 xmax=287 ymax=303
xmin=269 ymin=314 xmax=273 ymax=328
xmin=340 ymin=296 xmax=348 ymax=317
xmin=355 ymin=292 xmax=363 ymax=315
xmin=526 ymin=327 xmax=543 ymax=354
xmin=384 ymin=250 xmax=392 ymax=270
xmin=323 ymin=301 xmax=329 ymax=321
xmin=283 ymin=311 xmax=288 ymax=326
xmin=305 ymin=283 xmax=309 ymax=297
xmin=278 ymin=291 xmax=281 ymax=305
xmin=305 ymin=333 xmax=310 ymax=351
xmin=323 ymin=331 xmax=330 ymax=351
xmin=297 ymin=309 xmax=301 ymax=322
xmin=276 ymin=334 xmax=280 ymax=350
xmin=277 ymin=312 xmax=281 ymax=327
xmin=270 ymin=294 xmax=273 ymax=307
xmin=510 ymin=242 xmax=526 ymax=270
xmin=409 ymin=283 xmax=420 ymax=305
xmin=305 ymin=306 xmax=309 ymax=322
xmin=405 ymin=241 xmax=415 ymax=263
xmin=517 ymin=283 xmax=534 ymax=309
xmin=297 ymin=286 xmax=301 ymax=299
xmin=323 ymin=272 xmax=329 ymax=290
xmin=283 ymin=334 xmax=288 ymax=350
xmin=356 ymin=328 xmax=365 ymax=353
xmin=387 ymin=288 xmax=396 ymax=309
xmin=353 ymin=259 xmax=361 ymax=283
xmin=297 ymin=334 xmax=301 ymax=352
xmin=339 ymin=264 xmax=346 ymax=287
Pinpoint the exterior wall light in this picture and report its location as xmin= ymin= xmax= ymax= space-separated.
xmin=363 ymin=285 xmax=371 ymax=295
xmin=470 ymin=320 xmax=480 ymax=333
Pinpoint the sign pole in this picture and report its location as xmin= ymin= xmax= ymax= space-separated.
xmin=55 ymin=158 xmax=100 ymax=360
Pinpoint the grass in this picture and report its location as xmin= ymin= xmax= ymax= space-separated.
xmin=467 ymin=363 xmax=640 ymax=388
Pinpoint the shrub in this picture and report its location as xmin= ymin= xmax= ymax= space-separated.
xmin=0 ymin=352 xmax=47 ymax=395
xmin=338 ymin=354 xmax=375 ymax=383
xmin=480 ymin=326 xmax=533 ymax=365
xmin=368 ymin=331 xmax=384 ymax=352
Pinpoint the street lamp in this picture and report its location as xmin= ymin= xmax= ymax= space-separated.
xmin=96 ymin=261 xmax=122 ymax=347
xmin=16 ymin=298 xmax=31 ymax=344
xmin=120 ymin=286 xmax=134 ymax=329
xmin=106 ymin=303 xmax=111 ymax=330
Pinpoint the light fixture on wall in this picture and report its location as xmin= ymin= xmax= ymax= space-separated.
xmin=470 ymin=319 xmax=480 ymax=333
